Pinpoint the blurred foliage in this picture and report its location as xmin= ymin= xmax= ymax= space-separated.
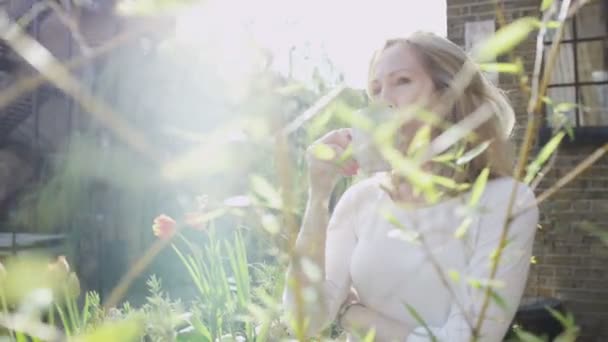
xmin=0 ymin=0 xmax=600 ymax=340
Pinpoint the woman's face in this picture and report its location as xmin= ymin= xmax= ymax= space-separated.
xmin=368 ymin=43 xmax=439 ymax=150
xmin=369 ymin=42 xmax=437 ymax=110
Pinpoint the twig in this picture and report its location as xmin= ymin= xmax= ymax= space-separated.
xmin=276 ymin=106 xmax=307 ymax=340
xmin=493 ymin=0 xmax=532 ymax=98
xmin=406 ymin=217 xmax=476 ymax=332
xmin=527 ymin=2 xmax=557 ymax=118
xmin=279 ymin=84 xmax=346 ymax=137
xmin=472 ymin=1 xmax=573 ymax=340
xmin=531 ymin=142 xmax=607 ymax=209
xmin=103 ymin=234 xmax=174 ymax=310
xmin=530 ymin=147 xmax=559 ymax=190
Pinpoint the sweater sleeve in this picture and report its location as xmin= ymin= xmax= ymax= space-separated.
xmin=283 ymin=180 xmax=369 ymax=337
xmin=406 ymin=179 xmax=539 ymax=342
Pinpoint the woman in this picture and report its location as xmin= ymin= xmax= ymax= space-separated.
xmin=283 ymin=32 xmax=539 ymax=341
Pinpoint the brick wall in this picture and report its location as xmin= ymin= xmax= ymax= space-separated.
xmin=447 ymin=1 xmax=608 ymax=341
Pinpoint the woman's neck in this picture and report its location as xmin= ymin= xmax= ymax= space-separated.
xmin=377 ymin=171 xmax=431 ymax=205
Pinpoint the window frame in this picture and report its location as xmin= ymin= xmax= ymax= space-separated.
xmin=540 ymin=0 xmax=608 ymax=146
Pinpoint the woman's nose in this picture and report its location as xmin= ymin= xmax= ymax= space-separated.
xmin=379 ymin=89 xmax=397 ymax=108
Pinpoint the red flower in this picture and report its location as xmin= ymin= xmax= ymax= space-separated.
xmin=153 ymin=214 xmax=177 ymax=239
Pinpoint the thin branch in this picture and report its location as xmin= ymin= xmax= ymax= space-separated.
xmin=276 ymin=101 xmax=307 ymax=341
xmin=280 ymin=85 xmax=346 ymax=137
xmin=527 ymin=2 xmax=558 ymax=117
xmin=473 ymin=1 xmax=573 ymax=340
xmin=529 ymin=147 xmax=560 ymax=191
xmin=530 ymin=142 xmax=607 ymax=210
xmin=411 ymin=222 xmax=476 ymax=332
xmin=103 ymin=232 xmax=175 ymax=310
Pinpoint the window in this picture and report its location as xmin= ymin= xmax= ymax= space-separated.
xmin=543 ymin=0 xmax=608 ymax=144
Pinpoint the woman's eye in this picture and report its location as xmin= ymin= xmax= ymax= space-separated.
xmin=396 ymin=77 xmax=411 ymax=85
xmin=371 ymin=87 xmax=381 ymax=96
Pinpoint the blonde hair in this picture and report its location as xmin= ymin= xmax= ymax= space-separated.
xmin=369 ymin=32 xmax=516 ymax=187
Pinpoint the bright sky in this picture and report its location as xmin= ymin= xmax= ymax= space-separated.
xmin=177 ymin=0 xmax=446 ymax=89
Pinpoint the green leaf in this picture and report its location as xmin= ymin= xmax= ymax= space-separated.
xmin=404 ymin=304 xmax=438 ymax=342
xmin=381 ymin=210 xmax=407 ymax=230
xmin=310 ymin=143 xmax=336 ymax=160
xmin=546 ymin=306 xmax=573 ymax=327
xmin=362 ymin=329 xmax=377 ymax=342
xmin=474 ymin=17 xmax=540 ymax=62
xmin=541 ymin=0 xmax=555 ymax=11
xmin=190 ymin=317 xmax=213 ymax=342
xmin=469 ymin=167 xmax=490 ymax=207
xmin=541 ymin=96 xmax=553 ymax=106
xmin=467 ymin=278 xmax=482 ymax=289
xmin=454 ymin=217 xmax=473 ymax=239
xmin=545 ymin=20 xmax=561 ymax=29
xmin=275 ymin=83 xmax=307 ymax=96
xmin=448 ymin=270 xmax=461 ymax=283
xmin=307 ymin=109 xmax=335 ymax=140
xmin=117 ymin=0 xmax=201 ymax=16
xmin=260 ymin=214 xmax=280 ymax=235
xmin=431 ymin=174 xmax=464 ymax=190
xmin=513 ymin=328 xmax=546 ymax=342
xmin=456 ymin=140 xmax=492 ymax=166
xmin=387 ymin=229 xmax=421 ymax=243
xmin=75 ymin=316 xmax=143 ymax=342
xmin=524 ymin=131 xmax=565 ymax=184
xmin=554 ymin=102 xmax=577 ymax=113
xmin=337 ymin=144 xmax=354 ymax=164
xmin=250 ymin=175 xmax=282 ymax=209
xmin=335 ymin=107 xmax=374 ymax=130
xmin=489 ymin=289 xmax=508 ymax=310
xmin=432 ymin=151 xmax=458 ymax=163
xmin=407 ymin=125 xmax=431 ymax=157
xmin=479 ymin=63 xmax=522 ymax=74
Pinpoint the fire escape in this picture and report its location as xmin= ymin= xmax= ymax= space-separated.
xmin=0 ymin=0 xmax=74 ymax=253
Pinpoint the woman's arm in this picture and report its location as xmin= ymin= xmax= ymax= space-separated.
xmin=283 ymin=128 xmax=361 ymax=337
xmin=283 ymin=180 xmax=366 ymax=337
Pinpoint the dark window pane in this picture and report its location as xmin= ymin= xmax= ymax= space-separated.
xmin=575 ymin=0 xmax=607 ymax=38
xmin=547 ymin=87 xmax=577 ymax=127
xmin=546 ymin=43 xmax=576 ymax=84
xmin=579 ymin=84 xmax=608 ymax=126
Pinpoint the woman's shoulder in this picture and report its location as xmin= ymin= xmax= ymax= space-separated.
xmin=481 ymin=176 xmax=537 ymax=209
xmin=342 ymin=175 xmax=384 ymax=201
xmin=476 ymin=177 xmax=539 ymax=241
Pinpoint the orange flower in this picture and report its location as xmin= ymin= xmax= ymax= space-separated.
xmin=152 ymin=214 xmax=177 ymax=239
xmin=48 ymin=255 xmax=70 ymax=276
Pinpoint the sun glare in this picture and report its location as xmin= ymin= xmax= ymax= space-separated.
xmin=175 ymin=0 xmax=446 ymax=89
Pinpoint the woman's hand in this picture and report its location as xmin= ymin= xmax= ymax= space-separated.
xmin=306 ymin=128 xmax=359 ymax=197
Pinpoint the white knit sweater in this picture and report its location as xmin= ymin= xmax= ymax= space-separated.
xmin=284 ymin=174 xmax=539 ymax=341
